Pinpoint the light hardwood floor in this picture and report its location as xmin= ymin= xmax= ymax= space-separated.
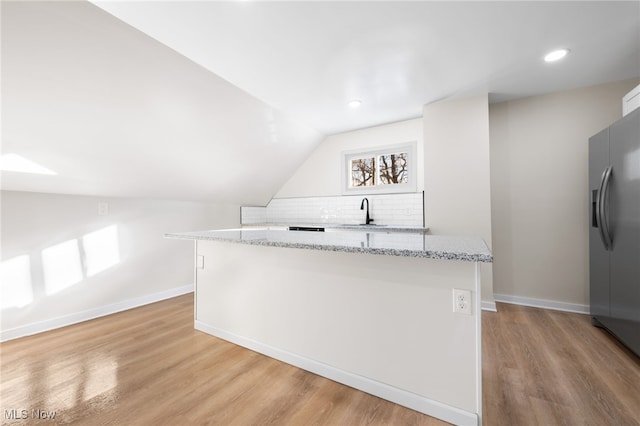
xmin=483 ymin=303 xmax=640 ymax=426
xmin=1 ymin=294 xmax=639 ymax=425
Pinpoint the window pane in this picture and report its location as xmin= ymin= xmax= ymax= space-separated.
xmin=378 ymin=152 xmax=408 ymax=184
xmin=350 ymin=157 xmax=375 ymax=187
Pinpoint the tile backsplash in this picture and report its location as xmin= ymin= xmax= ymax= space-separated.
xmin=241 ymin=192 xmax=424 ymax=227
xmin=240 ymin=206 xmax=268 ymax=224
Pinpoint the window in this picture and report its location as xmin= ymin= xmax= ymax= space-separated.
xmin=342 ymin=142 xmax=416 ymax=194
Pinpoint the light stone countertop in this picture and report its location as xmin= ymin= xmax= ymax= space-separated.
xmin=165 ymin=228 xmax=492 ymax=263
xmin=244 ymin=223 xmax=429 ymax=233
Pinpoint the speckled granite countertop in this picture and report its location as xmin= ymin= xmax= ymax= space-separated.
xmin=244 ymin=223 xmax=429 ymax=233
xmin=165 ymin=229 xmax=492 ymax=263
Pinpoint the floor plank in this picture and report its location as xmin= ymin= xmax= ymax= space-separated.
xmin=482 ymin=303 xmax=640 ymax=426
xmin=1 ymin=295 xmax=639 ymax=425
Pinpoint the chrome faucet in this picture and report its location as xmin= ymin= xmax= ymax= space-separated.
xmin=360 ymin=197 xmax=374 ymax=225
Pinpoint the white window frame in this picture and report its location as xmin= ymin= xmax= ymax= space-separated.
xmin=341 ymin=141 xmax=417 ymax=195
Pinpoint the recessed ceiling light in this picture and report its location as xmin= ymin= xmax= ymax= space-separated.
xmin=544 ymin=48 xmax=570 ymax=63
xmin=347 ymin=100 xmax=362 ymax=108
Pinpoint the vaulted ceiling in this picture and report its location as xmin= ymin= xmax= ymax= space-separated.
xmin=92 ymin=1 xmax=640 ymax=134
xmin=2 ymin=1 xmax=639 ymax=203
xmin=2 ymin=1 xmax=323 ymax=204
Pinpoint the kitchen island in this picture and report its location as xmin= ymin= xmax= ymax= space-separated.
xmin=166 ymin=229 xmax=491 ymax=425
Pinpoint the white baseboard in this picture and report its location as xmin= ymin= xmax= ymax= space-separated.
xmin=195 ymin=321 xmax=478 ymax=426
xmin=493 ymin=293 xmax=589 ymax=314
xmin=481 ymin=300 xmax=497 ymax=312
xmin=1 ymin=284 xmax=194 ymax=342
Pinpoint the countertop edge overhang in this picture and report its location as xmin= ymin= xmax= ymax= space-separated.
xmin=165 ymin=229 xmax=493 ymax=263
xmin=243 ymin=223 xmax=430 ymax=233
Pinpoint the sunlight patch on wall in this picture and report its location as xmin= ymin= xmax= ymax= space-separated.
xmin=0 ymin=255 xmax=33 ymax=309
xmin=42 ymin=239 xmax=83 ymax=295
xmin=13 ymin=225 xmax=121 ymax=301
xmin=82 ymin=225 xmax=120 ymax=277
xmin=0 ymin=153 xmax=57 ymax=175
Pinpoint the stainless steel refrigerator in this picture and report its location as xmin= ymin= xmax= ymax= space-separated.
xmin=589 ymin=107 xmax=640 ymax=357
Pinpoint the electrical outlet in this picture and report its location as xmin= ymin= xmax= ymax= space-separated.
xmin=453 ymin=289 xmax=472 ymax=315
xmin=98 ymin=202 xmax=109 ymax=216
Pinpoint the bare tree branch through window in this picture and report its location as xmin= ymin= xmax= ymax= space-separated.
xmin=351 ymin=158 xmax=375 ymax=186
xmin=379 ymin=152 xmax=408 ymax=184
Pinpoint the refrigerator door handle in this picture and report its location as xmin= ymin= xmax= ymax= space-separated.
xmin=591 ymin=189 xmax=599 ymax=228
xmin=597 ymin=166 xmax=613 ymax=250
xmin=595 ymin=168 xmax=606 ymax=247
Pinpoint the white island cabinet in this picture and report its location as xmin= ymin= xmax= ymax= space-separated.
xmin=166 ymin=229 xmax=492 ymax=426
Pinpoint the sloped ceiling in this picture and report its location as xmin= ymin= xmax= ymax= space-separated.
xmin=1 ymin=1 xmax=323 ymax=204
xmin=3 ymin=1 xmax=639 ymax=204
xmin=92 ymin=1 xmax=640 ymax=134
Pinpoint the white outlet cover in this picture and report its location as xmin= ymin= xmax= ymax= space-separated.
xmin=453 ymin=288 xmax=472 ymax=315
xmin=98 ymin=202 xmax=109 ymax=216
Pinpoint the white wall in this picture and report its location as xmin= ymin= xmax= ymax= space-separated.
xmin=423 ymin=95 xmax=494 ymax=308
xmin=489 ymin=79 xmax=639 ymax=310
xmin=0 ymin=190 xmax=239 ymax=340
xmin=275 ymin=118 xmax=424 ymax=198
